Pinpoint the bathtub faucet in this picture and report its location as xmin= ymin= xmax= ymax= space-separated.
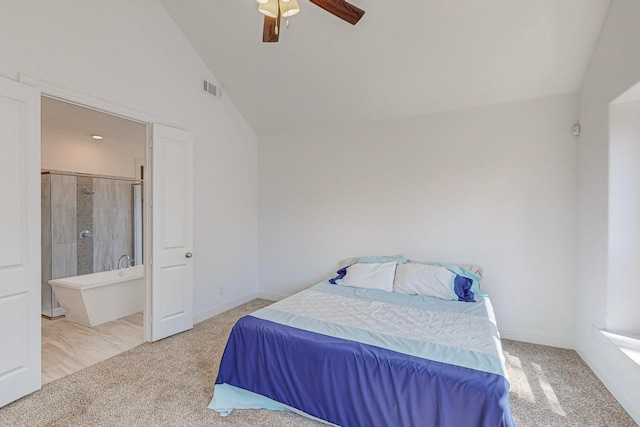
xmin=118 ymin=254 xmax=132 ymax=270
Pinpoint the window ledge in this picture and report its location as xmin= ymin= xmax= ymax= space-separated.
xmin=600 ymin=330 xmax=640 ymax=367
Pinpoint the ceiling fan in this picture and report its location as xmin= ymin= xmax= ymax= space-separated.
xmin=256 ymin=0 xmax=365 ymax=43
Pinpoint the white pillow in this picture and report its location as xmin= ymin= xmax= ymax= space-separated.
xmin=393 ymin=263 xmax=457 ymax=300
xmin=337 ymin=261 xmax=397 ymax=292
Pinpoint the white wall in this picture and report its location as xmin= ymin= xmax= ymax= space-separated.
xmin=608 ymin=100 xmax=640 ymax=336
xmin=577 ymin=0 xmax=640 ymax=423
xmin=0 ymin=0 xmax=258 ymax=316
xmin=259 ymin=93 xmax=579 ymax=348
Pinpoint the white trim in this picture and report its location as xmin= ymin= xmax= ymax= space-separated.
xmin=257 ymin=290 xmax=291 ymax=301
xmin=19 ymin=74 xmax=158 ymax=124
xmin=577 ymin=346 xmax=640 ymax=425
xmin=193 ymin=293 xmax=260 ymax=324
xmin=499 ymin=328 xmax=575 ymax=349
xmin=600 ymin=330 xmax=640 ymax=370
xmin=193 ymin=291 xmax=290 ymax=324
xmin=143 ymin=128 xmax=152 ymax=343
xmin=20 ymin=73 xmax=155 ymax=343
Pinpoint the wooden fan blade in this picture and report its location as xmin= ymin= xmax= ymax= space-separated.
xmin=310 ymin=0 xmax=365 ymax=25
xmin=263 ymin=15 xmax=280 ymax=42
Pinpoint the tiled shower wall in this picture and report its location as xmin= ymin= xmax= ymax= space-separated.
xmin=51 ymin=174 xmax=78 ymax=280
xmin=77 ymin=176 xmax=94 ymax=275
xmin=92 ymin=178 xmax=133 ymax=271
xmin=41 ymin=173 xmax=78 ymax=317
xmin=42 ymin=173 xmax=136 ymax=317
xmin=41 ymin=174 xmax=52 ymax=315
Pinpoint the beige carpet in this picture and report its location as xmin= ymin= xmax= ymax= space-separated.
xmin=1 ymin=299 xmax=637 ymax=427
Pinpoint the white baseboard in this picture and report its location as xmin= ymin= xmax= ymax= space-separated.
xmin=193 ymin=292 xmax=259 ymax=324
xmin=256 ymin=290 xmax=291 ymax=301
xmin=499 ymin=328 xmax=575 ymax=349
xmin=193 ymin=290 xmax=292 ymax=324
xmin=577 ymin=346 xmax=640 ymax=425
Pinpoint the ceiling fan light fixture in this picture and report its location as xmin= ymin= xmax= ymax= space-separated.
xmin=280 ymin=0 xmax=300 ymax=17
xmin=258 ymin=0 xmax=279 ymax=18
xmin=260 ymin=0 xmax=365 ymax=43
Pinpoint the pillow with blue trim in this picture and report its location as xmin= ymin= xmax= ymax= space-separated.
xmin=393 ymin=263 xmax=480 ymax=302
xmin=407 ymin=259 xmax=483 ymax=279
xmin=330 ymin=255 xmax=407 ymax=284
xmin=335 ymin=261 xmax=398 ymax=292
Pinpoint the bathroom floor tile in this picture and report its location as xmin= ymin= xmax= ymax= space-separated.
xmin=41 ymin=312 xmax=144 ymax=385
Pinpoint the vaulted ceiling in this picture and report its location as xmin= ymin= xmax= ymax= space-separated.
xmin=160 ymin=0 xmax=611 ymax=135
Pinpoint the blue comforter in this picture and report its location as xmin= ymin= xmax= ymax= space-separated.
xmin=210 ymin=282 xmax=515 ymax=427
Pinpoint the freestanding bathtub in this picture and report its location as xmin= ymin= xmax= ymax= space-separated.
xmin=49 ymin=265 xmax=145 ymax=327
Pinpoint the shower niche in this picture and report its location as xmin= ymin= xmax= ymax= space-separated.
xmin=41 ymin=171 xmax=143 ymax=318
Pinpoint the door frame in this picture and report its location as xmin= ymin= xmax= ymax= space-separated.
xmin=20 ymin=74 xmax=185 ymax=342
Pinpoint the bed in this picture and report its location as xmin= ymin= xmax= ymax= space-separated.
xmin=209 ymin=259 xmax=515 ymax=427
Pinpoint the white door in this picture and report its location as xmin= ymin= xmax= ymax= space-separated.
xmin=0 ymin=78 xmax=41 ymax=406
xmin=150 ymin=124 xmax=194 ymax=341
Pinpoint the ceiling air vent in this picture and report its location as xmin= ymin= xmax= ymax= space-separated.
xmin=202 ymin=80 xmax=222 ymax=98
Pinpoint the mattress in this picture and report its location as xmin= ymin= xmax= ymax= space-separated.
xmin=209 ymin=281 xmax=515 ymax=426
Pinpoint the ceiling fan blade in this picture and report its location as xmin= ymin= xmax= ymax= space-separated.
xmin=310 ymin=0 xmax=365 ymax=25
xmin=263 ymin=14 xmax=280 ymax=42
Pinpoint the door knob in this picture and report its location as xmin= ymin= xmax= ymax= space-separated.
xmin=185 ymin=252 xmax=193 ymax=258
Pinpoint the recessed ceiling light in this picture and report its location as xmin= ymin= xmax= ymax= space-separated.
xmin=92 ymin=135 xmax=103 ymax=140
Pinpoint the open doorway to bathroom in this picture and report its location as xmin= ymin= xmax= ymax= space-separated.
xmin=40 ymin=97 xmax=147 ymax=384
